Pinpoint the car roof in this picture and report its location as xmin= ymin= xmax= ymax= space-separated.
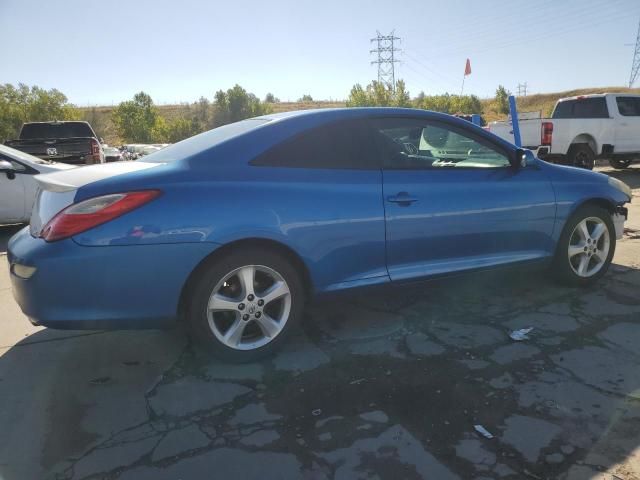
xmin=258 ymin=107 xmax=456 ymax=122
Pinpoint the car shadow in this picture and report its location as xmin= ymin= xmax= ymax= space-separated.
xmin=0 ymin=224 xmax=24 ymax=255
xmin=1 ymin=260 xmax=640 ymax=479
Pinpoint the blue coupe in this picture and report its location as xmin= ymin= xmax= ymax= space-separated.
xmin=5 ymin=108 xmax=632 ymax=361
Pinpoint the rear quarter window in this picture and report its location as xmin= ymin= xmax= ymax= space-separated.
xmin=251 ymin=120 xmax=379 ymax=170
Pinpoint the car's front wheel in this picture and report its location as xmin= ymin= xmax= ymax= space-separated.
xmin=554 ymin=205 xmax=616 ymax=286
xmin=186 ymin=247 xmax=305 ymax=362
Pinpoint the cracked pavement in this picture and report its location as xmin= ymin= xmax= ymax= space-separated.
xmin=1 ymin=166 xmax=639 ymax=480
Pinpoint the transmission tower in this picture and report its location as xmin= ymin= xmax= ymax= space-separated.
xmin=517 ymin=82 xmax=528 ymax=96
xmin=370 ymin=31 xmax=401 ymax=90
xmin=629 ymin=18 xmax=640 ymax=87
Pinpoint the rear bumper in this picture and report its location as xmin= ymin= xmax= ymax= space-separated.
xmin=7 ymin=227 xmax=219 ymax=329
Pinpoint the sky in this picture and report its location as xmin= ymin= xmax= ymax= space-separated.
xmin=1 ymin=0 xmax=639 ymax=105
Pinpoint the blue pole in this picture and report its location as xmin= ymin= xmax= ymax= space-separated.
xmin=508 ymin=95 xmax=522 ymax=147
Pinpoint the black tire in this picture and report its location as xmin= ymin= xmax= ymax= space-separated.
xmin=186 ymin=247 xmax=305 ymax=362
xmin=609 ymin=158 xmax=632 ymax=169
xmin=553 ymin=205 xmax=616 ymax=287
xmin=568 ymin=144 xmax=595 ymax=170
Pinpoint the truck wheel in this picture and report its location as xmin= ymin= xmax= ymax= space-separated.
xmin=609 ymin=159 xmax=632 ymax=169
xmin=569 ymin=144 xmax=595 ymax=170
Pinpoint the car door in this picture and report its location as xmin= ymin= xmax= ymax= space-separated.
xmin=371 ymin=117 xmax=557 ymax=281
xmin=0 ymin=156 xmax=28 ymax=223
xmin=249 ymin=118 xmax=387 ymax=291
xmin=614 ymin=96 xmax=640 ymax=153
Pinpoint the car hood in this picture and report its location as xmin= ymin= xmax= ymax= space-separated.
xmin=34 ymin=161 xmax=160 ymax=193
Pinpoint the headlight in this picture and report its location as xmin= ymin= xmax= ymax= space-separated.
xmin=608 ymin=177 xmax=632 ymax=198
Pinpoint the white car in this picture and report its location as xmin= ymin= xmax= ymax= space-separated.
xmin=0 ymin=144 xmax=75 ymax=224
xmin=487 ymin=93 xmax=640 ymax=170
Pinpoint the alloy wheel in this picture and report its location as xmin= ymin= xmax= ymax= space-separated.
xmin=206 ymin=265 xmax=292 ymax=350
xmin=568 ymin=217 xmax=610 ymax=278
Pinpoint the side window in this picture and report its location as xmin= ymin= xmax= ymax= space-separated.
xmin=571 ymin=98 xmax=609 ymax=118
xmin=552 ymin=101 xmax=573 ymax=119
xmin=251 ymin=120 xmax=379 ymax=169
xmin=0 ymin=154 xmax=26 ymax=172
xmin=616 ymin=97 xmax=640 ymax=116
xmin=371 ymin=118 xmax=512 ymax=169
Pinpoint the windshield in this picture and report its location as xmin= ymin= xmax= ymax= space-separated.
xmin=142 ymin=118 xmax=270 ymax=163
xmin=0 ymin=143 xmax=54 ymax=165
xmin=19 ymin=122 xmax=95 ymax=139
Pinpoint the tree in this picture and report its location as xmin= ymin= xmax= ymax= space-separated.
xmin=298 ymin=94 xmax=313 ymax=102
xmin=495 ymin=85 xmax=511 ymax=115
xmin=190 ymin=96 xmax=212 ymax=133
xmin=211 ymin=85 xmax=270 ymax=127
xmin=264 ymin=93 xmax=280 ymax=103
xmin=165 ymin=117 xmax=197 ymax=143
xmin=0 ymin=83 xmax=78 ymax=142
xmin=413 ymin=92 xmax=483 ymax=115
xmin=394 ymin=80 xmax=411 ymax=108
xmin=80 ymin=106 xmax=110 ymax=141
xmin=345 ymin=80 xmax=410 ymax=107
xmin=111 ymin=91 xmax=162 ymax=143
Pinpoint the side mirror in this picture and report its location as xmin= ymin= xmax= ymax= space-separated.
xmin=514 ymin=148 xmax=536 ymax=168
xmin=99 ymin=137 xmax=105 ymax=144
xmin=0 ymin=160 xmax=16 ymax=180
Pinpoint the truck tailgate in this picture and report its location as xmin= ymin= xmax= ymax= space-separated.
xmin=6 ymin=137 xmax=93 ymax=164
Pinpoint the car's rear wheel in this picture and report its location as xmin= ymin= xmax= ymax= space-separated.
xmin=553 ymin=205 xmax=616 ymax=286
xmin=609 ymin=158 xmax=632 ymax=169
xmin=186 ymin=247 xmax=305 ymax=362
xmin=569 ymin=144 xmax=595 ymax=170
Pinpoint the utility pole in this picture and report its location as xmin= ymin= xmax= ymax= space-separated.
xmin=370 ymin=31 xmax=401 ymax=91
xmin=629 ymin=18 xmax=640 ymax=87
xmin=517 ymin=82 xmax=528 ymax=96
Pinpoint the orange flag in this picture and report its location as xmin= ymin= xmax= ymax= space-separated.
xmin=464 ymin=58 xmax=472 ymax=76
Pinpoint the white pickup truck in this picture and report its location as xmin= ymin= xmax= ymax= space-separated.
xmin=487 ymin=93 xmax=640 ymax=170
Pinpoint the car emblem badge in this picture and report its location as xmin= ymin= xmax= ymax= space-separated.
xmin=47 ymin=147 xmax=57 ymax=156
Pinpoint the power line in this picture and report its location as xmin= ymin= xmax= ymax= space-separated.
xmin=517 ymin=82 xmax=528 ymax=97
xmin=370 ymin=31 xmax=401 ymax=90
xmin=630 ymin=17 xmax=640 ymax=87
xmin=419 ymin=3 xmax=632 ymax=61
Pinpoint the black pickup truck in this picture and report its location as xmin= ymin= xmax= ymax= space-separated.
xmin=5 ymin=121 xmax=105 ymax=165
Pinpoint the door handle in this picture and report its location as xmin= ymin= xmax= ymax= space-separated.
xmin=387 ymin=192 xmax=418 ymax=206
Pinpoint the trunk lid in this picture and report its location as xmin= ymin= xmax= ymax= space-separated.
xmin=29 ymin=161 xmax=160 ymax=237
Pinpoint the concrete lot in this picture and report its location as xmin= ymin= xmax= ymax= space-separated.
xmin=1 ymin=166 xmax=639 ymax=480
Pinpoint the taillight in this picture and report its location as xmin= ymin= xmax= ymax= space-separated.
xmin=541 ymin=122 xmax=553 ymax=146
xmin=90 ymin=138 xmax=101 ymax=162
xmin=40 ymin=190 xmax=161 ymax=242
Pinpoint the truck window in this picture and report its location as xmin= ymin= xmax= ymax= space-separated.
xmin=552 ymin=101 xmax=573 ymax=118
xmin=19 ymin=122 xmax=95 ymax=139
xmin=616 ymin=97 xmax=640 ymax=116
xmin=552 ymin=98 xmax=609 ymax=119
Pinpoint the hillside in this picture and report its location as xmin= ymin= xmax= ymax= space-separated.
xmin=80 ymin=87 xmax=640 ymax=145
